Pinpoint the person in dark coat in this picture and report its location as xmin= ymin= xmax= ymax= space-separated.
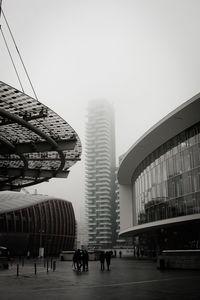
xmin=99 ymin=251 xmax=105 ymax=271
xmin=76 ymin=249 xmax=82 ymax=271
xmin=105 ymin=251 xmax=111 ymax=271
xmin=83 ymin=250 xmax=89 ymax=271
xmin=72 ymin=250 xmax=78 ymax=270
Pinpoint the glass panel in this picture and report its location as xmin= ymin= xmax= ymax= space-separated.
xmin=133 ymin=122 xmax=200 ymax=225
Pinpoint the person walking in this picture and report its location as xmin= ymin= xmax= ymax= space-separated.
xmin=80 ymin=250 xmax=85 ymax=271
xmin=72 ymin=250 xmax=78 ymax=270
xmin=105 ymin=251 xmax=111 ymax=271
xmin=99 ymin=251 xmax=105 ymax=271
xmin=119 ymin=250 xmax=122 ymax=258
xmin=83 ymin=250 xmax=89 ymax=271
xmin=76 ymin=249 xmax=82 ymax=271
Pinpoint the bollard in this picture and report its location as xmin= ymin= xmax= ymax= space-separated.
xmin=44 ymin=258 xmax=46 ymax=268
xmin=47 ymin=258 xmax=49 ymax=273
xmin=17 ymin=263 xmax=19 ymax=277
xmin=159 ymin=258 xmax=165 ymax=270
xmin=53 ymin=261 xmax=56 ymax=272
xmin=34 ymin=263 xmax=37 ymax=275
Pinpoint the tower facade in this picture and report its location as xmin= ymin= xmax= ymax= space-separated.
xmin=85 ymin=100 xmax=116 ymax=248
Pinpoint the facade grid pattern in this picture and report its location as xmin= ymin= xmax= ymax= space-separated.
xmin=85 ymin=100 xmax=116 ymax=248
xmin=134 ymin=122 xmax=200 ymax=225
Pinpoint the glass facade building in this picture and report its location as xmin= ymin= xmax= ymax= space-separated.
xmin=118 ymin=94 xmax=200 ymax=252
xmin=134 ymin=122 xmax=200 ymax=225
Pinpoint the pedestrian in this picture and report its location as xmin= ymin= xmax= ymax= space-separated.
xmin=76 ymin=249 xmax=82 ymax=271
xmin=80 ymin=250 xmax=85 ymax=271
xmin=72 ymin=250 xmax=78 ymax=270
xmin=136 ymin=248 xmax=140 ymax=258
xmin=83 ymin=250 xmax=89 ymax=271
xmin=105 ymin=251 xmax=111 ymax=271
xmin=119 ymin=250 xmax=122 ymax=258
xmin=99 ymin=251 xmax=105 ymax=271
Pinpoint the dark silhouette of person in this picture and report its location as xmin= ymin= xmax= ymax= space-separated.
xmin=136 ymin=248 xmax=140 ymax=258
xmin=119 ymin=250 xmax=122 ymax=258
xmin=83 ymin=250 xmax=89 ymax=271
xmin=99 ymin=251 xmax=105 ymax=271
xmin=72 ymin=251 xmax=78 ymax=270
xmin=105 ymin=251 xmax=111 ymax=271
xmin=76 ymin=249 xmax=82 ymax=271
xmin=80 ymin=250 xmax=85 ymax=271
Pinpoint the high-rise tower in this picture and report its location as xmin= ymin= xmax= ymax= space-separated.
xmin=85 ymin=100 xmax=116 ymax=248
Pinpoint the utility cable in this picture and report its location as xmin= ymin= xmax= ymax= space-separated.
xmin=0 ymin=27 xmax=24 ymax=92
xmin=2 ymin=9 xmax=38 ymax=100
xmin=0 ymin=0 xmax=2 ymax=19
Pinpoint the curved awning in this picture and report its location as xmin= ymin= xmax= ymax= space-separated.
xmin=0 ymin=81 xmax=82 ymax=190
xmin=120 ymin=214 xmax=200 ymax=237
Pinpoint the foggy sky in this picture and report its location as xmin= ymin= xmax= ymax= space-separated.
xmin=1 ymin=0 xmax=200 ymax=219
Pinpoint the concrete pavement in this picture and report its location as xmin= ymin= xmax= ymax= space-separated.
xmin=0 ymin=258 xmax=200 ymax=300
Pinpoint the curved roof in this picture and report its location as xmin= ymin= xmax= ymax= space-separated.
xmin=0 ymin=81 xmax=82 ymax=190
xmin=0 ymin=191 xmax=68 ymax=214
xmin=118 ymin=93 xmax=200 ymax=184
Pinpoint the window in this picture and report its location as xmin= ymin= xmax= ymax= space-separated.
xmin=133 ymin=122 xmax=200 ymax=224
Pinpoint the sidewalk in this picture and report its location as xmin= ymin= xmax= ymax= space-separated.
xmin=0 ymin=258 xmax=200 ymax=300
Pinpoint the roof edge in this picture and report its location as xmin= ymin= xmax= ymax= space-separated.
xmin=118 ymin=93 xmax=200 ymax=184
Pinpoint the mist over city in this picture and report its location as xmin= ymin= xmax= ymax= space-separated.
xmin=1 ymin=0 xmax=200 ymax=216
xmin=0 ymin=1 xmax=200 ymax=299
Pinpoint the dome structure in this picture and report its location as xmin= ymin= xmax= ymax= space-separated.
xmin=0 ymin=191 xmax=76 ymax=256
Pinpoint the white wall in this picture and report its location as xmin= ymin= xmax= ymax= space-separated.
xmin=119 ymin=184 xmax=133 ymax=233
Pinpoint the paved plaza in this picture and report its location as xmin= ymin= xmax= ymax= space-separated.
xmin=0 ymin=258 xmax=200 ymax=300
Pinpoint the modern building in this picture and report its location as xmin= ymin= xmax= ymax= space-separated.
xmin=0 ymin=6 xmax=82 ymax=257
xmin=0 ymin=191 xmax=76 ymax=256
xmin=77 ymin=205 xmax=88 ymax=249
xmin=118 ymin=94 xmax=200 ymax=254
xmin=115 ymin=155 xmax=134 ymax=248
xmin=115 ymin=156 xmax=126 ymax=246
xmin=0 ymin=81 xmax=82 ymax=254
xmin=115 ymin=166 xmax=121 ymax=244
xmin=0 ymin=81 xmax=82 ymax=190
xmin=85 ymin=100 xmax=116 ymax=248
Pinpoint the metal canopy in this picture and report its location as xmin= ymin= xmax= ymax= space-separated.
xmin=0 ymin=81 xmax=82 ymax=190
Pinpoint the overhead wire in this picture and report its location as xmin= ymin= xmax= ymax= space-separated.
xmin=1 ymin=8 xmax=38 ymax=100
xmin=0 ymin=27 xmax=24 ymax=92
xmin=0 ymin=0 xmax=2 ymax=19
